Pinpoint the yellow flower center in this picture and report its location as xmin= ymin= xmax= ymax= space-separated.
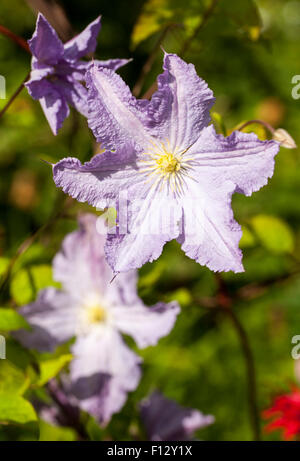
xmin=156 ymin=153 xmax=181 ymax=174
xmin=86 ymin=305 xmax=107 ymax=324
xmin=139 ymin=140 xmax=194 ymax=194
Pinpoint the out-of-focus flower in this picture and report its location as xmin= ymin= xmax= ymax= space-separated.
xmin=53 ymin=53 xmax=279 ymax=274
xmin=26 ymin=14 xmax=129 ymax=134
xmin=262 ymin=386 xmax=300 ymax=440
xmin=273 ymin=128 xmax=297 ymax=149
xmin=15 ymin=214 xmax=180 ymax=425
xmin=140 ymin=392 xmax=214 ymax=441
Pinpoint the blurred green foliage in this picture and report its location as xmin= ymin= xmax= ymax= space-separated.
xmin=0 ymin=0 xmax=300 ymax=441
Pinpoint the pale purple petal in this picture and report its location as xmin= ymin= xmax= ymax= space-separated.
xmin=53 ymin=214 xmax=111 ymax=300
xmin=178 ymin=178 xmax=244 ymax=273
xmin=112 ymin=301 xmax=180 ymax=348
xmin=105 ymin=188 xmax=182 ymax=273
xmin=40 ymin=89 xmax=70 ymax=135
xmin=187 ymin=125 xmax=280 ymax=196
xmin=70 ymin=328 xmax=141 ymax=425
xmin=55 ymin=78 xmax=89 ymax=117
xmin=94 ymin=58 xmax=132 ymax=71
xmin=28 ymin=13 xmax=64 ymax=64
xmin=140 ymin=392 xmax=214 ymax=441
xmin=86 ymin=64 xmax=152 ymax=150
xmin=25 ymin=67 xmax=54 ymax=99
xmin=148 ymin=53 xmax=215 ymax=150
xmin=14 ymin=288 xmax=78 ymax=352
xmin=52 ymin=148 xmax=144 ymax=209
xmin=63 ymin=16 xmax=101 ymax=61
xmin=104 ymin=269 xmax=141 ymax=307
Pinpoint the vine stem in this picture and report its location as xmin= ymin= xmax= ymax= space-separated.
xmin=238 ymin=119 xmax=275 ymax=135
xmin=215 ymin=274 xmax=261 ymax=441
xmin=0 ymin=24 xmax=31 ymax=53
xmin=0 ymin=72 xmax=30 ymax=119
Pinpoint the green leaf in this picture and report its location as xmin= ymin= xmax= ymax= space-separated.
xmin=86 ymin=417 xmax=104 ymax=441
xmin=0 ymin=308 xmax=29 ymax=331
xmin=39 ymin=420 xmax=77 ymax=441
xmin=10 ymin=264 xmax=59 ymax=305
xmin=239 ymin=225 xmax=256 ymax=249
xmin=250 ymin=215 xmax=295 ymax=254
xmin=0 ymin=395 xmax=37 ymax=425
xmin=0 ymin=360 xmax=30 ymax=395
xmin=167 ymin=288 xmax=192 ymax=307
xmin=0 ymin=257 xmax=10 ymax=277
xmin=36 ymin=354 xmax=73 ymax=386
xmin=131 ymin=0 xmax=206 ymax=48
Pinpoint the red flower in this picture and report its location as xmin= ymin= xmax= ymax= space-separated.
xmin=262 ymin=386 xmax=300 ymax=440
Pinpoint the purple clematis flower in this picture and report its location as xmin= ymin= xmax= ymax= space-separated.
xmin=26 ymin=13 xmax=129 ymax=135
xmin=15 ymin=214 xmax=180 ymax=425
xmin=140 ymin=392 xmax=214 ymax=441
xmin=52 ymin=53 xmax=280 ymax=274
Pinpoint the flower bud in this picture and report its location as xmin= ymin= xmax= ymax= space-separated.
xmin=273 ymin=128 xmax=297 ymax=149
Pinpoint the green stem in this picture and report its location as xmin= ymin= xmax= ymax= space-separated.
xmin=238 ymin=119 xmax=275 ymax=135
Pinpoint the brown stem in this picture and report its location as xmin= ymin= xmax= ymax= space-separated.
xmin=238 ymin=119 xmax=275 ymax=135
xmin=142 ymin=0 xmax=219 ymax=100
xmin=0 ymin=73 xmax=30 ymax=119
xmin=215 ymin=274 xmax=261 ymax=441
xmin=133 ymin=25 xmax=174 ymax=97
xmin=224 ymin=306 xmax=261 ymax=441
xmin=0 ymin=25 xmax=31 ymax=53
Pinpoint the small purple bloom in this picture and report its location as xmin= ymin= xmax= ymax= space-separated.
xmin=140 ymin=392 xmax=214 ymax=441
xmin=52 ymin=53 xmax=279 ymax=273
xmin=26 ymin=14 xmax=129 ymax=134
xmin=15 ymin=214 xmax=180 ymax=425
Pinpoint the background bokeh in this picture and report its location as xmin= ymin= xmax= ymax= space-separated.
xmin=0 ymin=0 xmax=300 ymax=441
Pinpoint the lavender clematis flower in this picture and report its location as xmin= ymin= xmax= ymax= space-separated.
xmin=140 ymin=392 xmax=214 ymax=441
xmin=26 ymin=14 xmax=129 ymax=135
xmin=15 ymin=214 xmax=180 ymax=425
xmin=53 ymin=53 xmax=280 ymax=273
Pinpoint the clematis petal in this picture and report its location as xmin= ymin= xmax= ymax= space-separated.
xmin=70 ymin=328 xmax=141 ymax=424
xmin=86 ymin=64 xmax=152 ymax=150
xmin=52 ymin=147 xmax=144 ymax=209
xmin=105 ymin=188 xmax=182 ymax=273
xmin=54 ymin=78 xmax=89 ymax=117
xmin=140 ymin=392 xmax=214 ymax=441
xmin=40 ymin=88 xmax=70 ymax=135
xmin=104 ymin=269 xmax=141 ymax=306
xmin=149 ymin=53 xmax=215 ymax=151
xmin=14 ymin=288 xmax=78 ymax=352
xmin=53 ymin=214 xmax=111 ymax=301
xmin=73 ymin=58 xmax=131 ymax=79
xmin=188 ymin=125 xmax=279 ymax=196
xmin=94 ymin=58 xmax=132 ymax=71
xmin=112 ymin=301 xmax=180 ymax=348
xmin=63 ymin=16 xmax=101 ymax=61
xmin=25 ymin=70 xmax=53 ymax=100
xmin=177 ymin=179 xmax=244 ymax=273
xmin=28 ymin=13 xmax=64 ymax=64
